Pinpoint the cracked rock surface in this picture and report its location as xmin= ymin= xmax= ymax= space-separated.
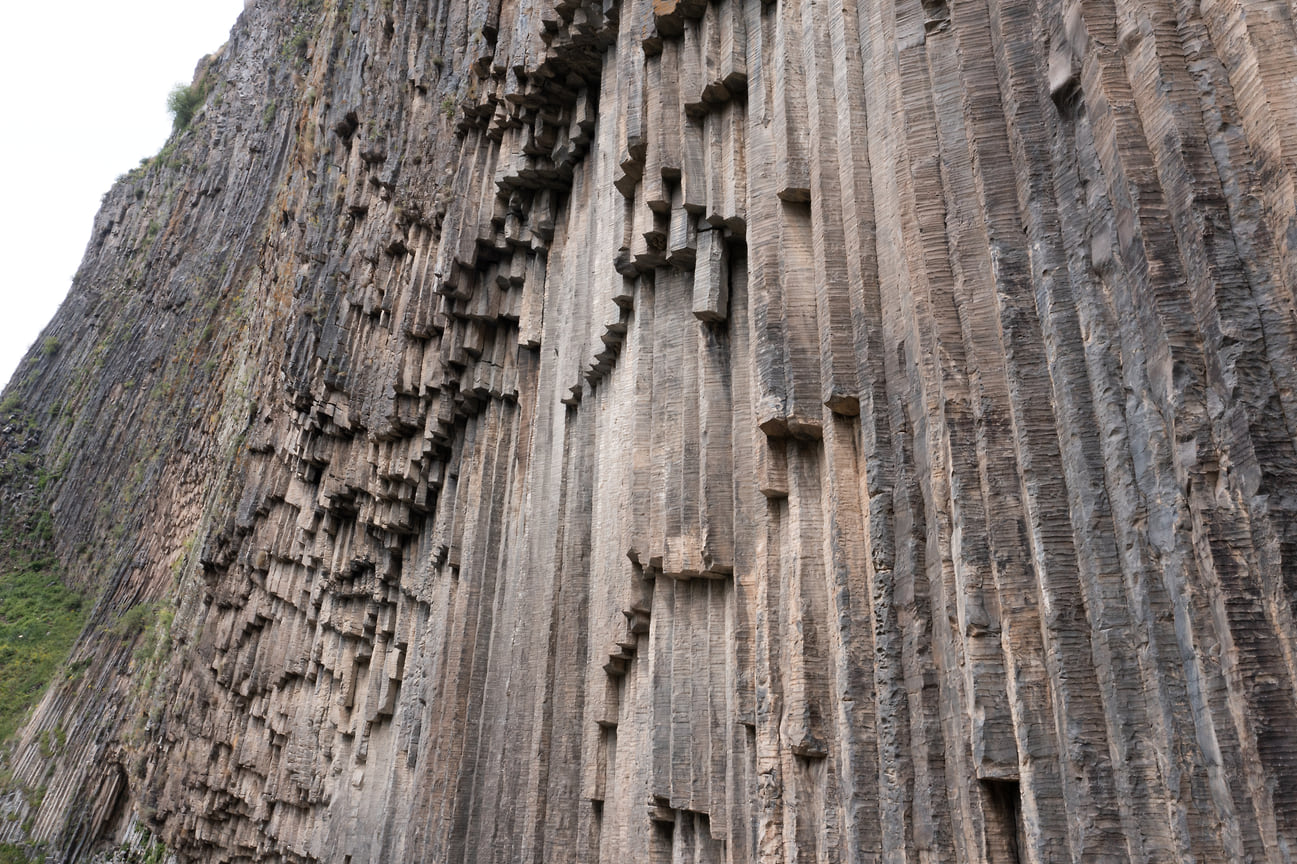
xmin=3 ymin=0 xmax=1297 ymax=859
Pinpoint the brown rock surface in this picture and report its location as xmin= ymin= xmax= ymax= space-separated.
xmin=2 ymin=0 xmax=1297 ymax=859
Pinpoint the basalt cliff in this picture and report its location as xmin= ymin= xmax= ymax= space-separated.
xmin=2 ymin=0 xmax=1297 ymax=859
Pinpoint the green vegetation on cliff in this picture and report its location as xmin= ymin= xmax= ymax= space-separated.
xmin=0 ymin=518 xmax=84 ymax=743
xmin=166 ymin=80 xmax=208 ymax=132
xmin=0 ymin=842 xmax=37 ymax=863
xmin=0 ymin=406 xmax=84 ymax=744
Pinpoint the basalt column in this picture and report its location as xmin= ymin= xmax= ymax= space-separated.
xmin=2 ymin=0 xmax=1297 ymax=860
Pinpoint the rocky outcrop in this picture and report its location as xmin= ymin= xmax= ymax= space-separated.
xmin=3 ymin=0 xmax=1297 ymax=859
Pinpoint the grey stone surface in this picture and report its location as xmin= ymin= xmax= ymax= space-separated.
xmin=2 ymin=0 xmax=1297 ymax=859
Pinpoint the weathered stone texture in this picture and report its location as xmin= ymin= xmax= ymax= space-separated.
xmin=2 ymin=0 xmax=1297 ymax=859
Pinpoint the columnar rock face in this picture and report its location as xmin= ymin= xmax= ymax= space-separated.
xmin=2 ymin=0 xmax=1297 ymax=860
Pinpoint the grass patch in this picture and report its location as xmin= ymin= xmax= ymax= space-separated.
xmin=0 ymin=843 xmax=35 ymax=864
xmin=0 ymin=406 xmax=85 ymax=746
xmin=0 ymin=560 xmax=84 ymax=743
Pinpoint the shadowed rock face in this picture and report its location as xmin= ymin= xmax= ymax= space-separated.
xmin=1 ymin=0 xmax=1297 ymax=859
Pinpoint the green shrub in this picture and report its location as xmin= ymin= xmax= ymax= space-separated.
xmin=166 ymin=81 xmax=207 ymax=132
xmin=289 ymin=29 xmax=309 ymax=59
xmin=110 ymin=603 xmax=156 ymax=640
xmin=36 ymin=726 xmax=64 ymax=758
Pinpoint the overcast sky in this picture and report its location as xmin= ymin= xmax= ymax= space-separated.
xmin=0 ymin=1 xmax=248 ymax=391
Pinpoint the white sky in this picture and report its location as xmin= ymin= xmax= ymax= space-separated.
xmin=0 ymin=1 xmax=248 ymax=391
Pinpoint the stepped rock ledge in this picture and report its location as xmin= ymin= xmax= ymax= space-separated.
xmin=3 ymin=0 xmax=1297 ymax=859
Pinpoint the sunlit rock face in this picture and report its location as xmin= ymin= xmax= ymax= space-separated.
xmin=3 ymin=0 xmax=1297 ymax=859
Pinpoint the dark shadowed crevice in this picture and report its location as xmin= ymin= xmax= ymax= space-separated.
xmin=982 ymin=779 xmax=1023 ymax=864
